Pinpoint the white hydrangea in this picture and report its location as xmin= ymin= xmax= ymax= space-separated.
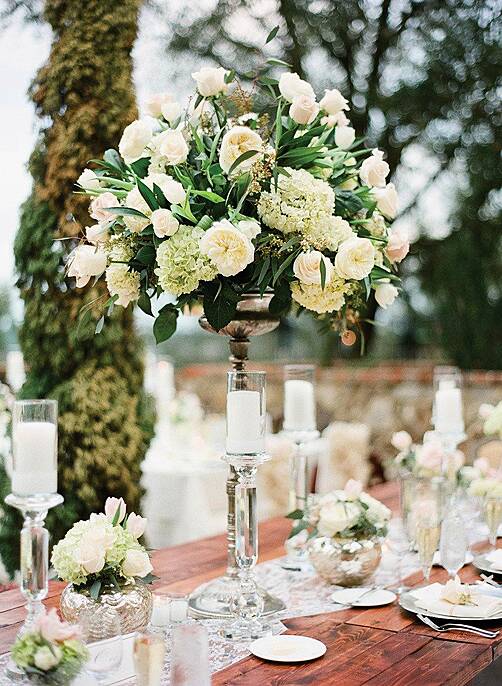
xmin=257 ymin=169 xmax=335 ymax=247
xmin=366 ymin=211 xmax=387 ymax=237
xmin=291 ymin=276 xmax=350 ymax=314
xmin=105 ymin=264 xmax=140 ymax=307
xmin=306 ymin=215 xmax=355 ymax=252
xmin=155 ymin=225 xmax=217 ymax=296
xmin=106 ymin=235 xmax=135 ymax=262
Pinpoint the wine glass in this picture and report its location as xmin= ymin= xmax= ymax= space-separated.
xmin=387 ymin=518 xmax=412 ymax=594
xmin=81 ymin=610 xmax=123 ymax=684
xmin=484 ymin=495 xmax=502 ymax=548
xmin=439 ymin=510 xmax=468 ymax=578
xmin=414 ymin=500 xmax=441 ymax=584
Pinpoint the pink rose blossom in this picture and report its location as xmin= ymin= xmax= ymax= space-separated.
xmin=416 ymin=441 xmax=444 ymax=471
xmin=89 ymin=192 xmax=118 ymax=222
xmin=386 ymin=228 xmax=409 ymax=263
xmin=35 ymin=609 xmax=81 ymax=642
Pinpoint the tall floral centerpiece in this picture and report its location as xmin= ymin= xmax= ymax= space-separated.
xmin=53 ymin=498 xmax=155 ymax=638
xmin=70 ymin=57 xmax=407 ymax=344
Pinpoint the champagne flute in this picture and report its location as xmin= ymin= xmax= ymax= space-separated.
xmin=134 ymin=631 xmax=166 ymax=686
xmin=439 ymin=511 xmax=468 ymax=578
xmin=485 ymin=495 xmax=502 ymax=548
xmin=414 ymin=500 xmax=441 ymax=584
xmin=81 ymin=610 xmax=123 ymax=684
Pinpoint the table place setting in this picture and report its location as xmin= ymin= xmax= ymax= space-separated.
xmin=473 ymin=549 xmax=502 ymax=575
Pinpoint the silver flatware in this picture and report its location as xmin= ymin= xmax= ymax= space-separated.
xmin=480 ymin=574 xmax=502 ymax=588
xmin=417 ymin=613 xmax=499 ymax=638
xmin=351 ymin=585 xmax=383 ymax=605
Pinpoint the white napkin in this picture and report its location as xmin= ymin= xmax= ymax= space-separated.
xmin=486 ymin=549 xmax=502 ymax=571
xmin=73 ymin=633 xmax=136 ymax=686
xmin=411 ymin=583 xmax=502 ymax=618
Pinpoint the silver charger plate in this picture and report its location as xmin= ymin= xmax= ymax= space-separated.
xmin=399 ymin=590 xmax=502 ymax=622
xmin=473 ymin=554 xmax=502 ymax=576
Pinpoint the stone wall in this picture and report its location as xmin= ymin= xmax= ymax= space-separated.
xmin=178 ymin=361 xmax=502 ymax=478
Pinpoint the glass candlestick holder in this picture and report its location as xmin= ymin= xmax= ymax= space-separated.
xmin=281 ymin=365 xmax=319 ymax=572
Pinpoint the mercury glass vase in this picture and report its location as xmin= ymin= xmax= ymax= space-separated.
xmin=60 ymin=580 xmax=153 ymax=638
xmin=308 ymin=537 xmax=382 ymax=586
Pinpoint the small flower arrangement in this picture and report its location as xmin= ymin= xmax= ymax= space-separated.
xmin=288 ymin=479 xmax=391 ymax=542
xmin=70 ymin=36 xmax=406 ymax=347
xmin=440 ymin=576 xmax=477 ymax=606
xmin=468 ymin=476 xmax=502 ymax=498
xmin=480 ymin=401 xmax=502 ymax=440
xmin=391 ymin=431 xmax=465 ymax=478
xmin=51 ymin=497 xmax=156 ymax=599
xmin=11 ymin=609 xmax=88 ymax=685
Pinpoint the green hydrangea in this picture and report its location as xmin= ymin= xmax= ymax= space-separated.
xmin=154 ymin=225 xmax=217 ymax=295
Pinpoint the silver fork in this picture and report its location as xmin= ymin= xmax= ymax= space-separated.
xmin=417 ymin=613 xmax=499 ymax=638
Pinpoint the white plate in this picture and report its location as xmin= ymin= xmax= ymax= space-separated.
xmin=473 ymin=554 xmax=502 ymax=576
xmin=331 ymin=587 xmax=396 ymax=607
xmin=250 ymin=635 xmax=327 ymax=663
xmin=399 ymin=590 xmax=502 ymax=622
xmin=432 ymin=550 xmax=473 ymax=567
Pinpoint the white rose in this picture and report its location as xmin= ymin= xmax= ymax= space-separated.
xmin=391 ymin=430 xmax=413 ymax=452
xmin=321 ymin=111 xmax=350 ymax=128
xmin=293 ymin=251 xmax=334 ymax=285
xmin=158 ymin=129 xmax=189 ymax=166
xmin=67 ymin=245 xmax=107 ymax=287
xmin=375 ymin=281 xmax=399 ymax=309
xmin=123 ymin=187 xmax=151 ymax=233
xmin=191 ymin=66 xmax=228 ymax=96
xmin=320 ymin=88 xmax=349 ymax=115
xmin=318 ymin=501 xmax=360 ymax=537
xmin=78 ymin=168 xmax=100 ymax=190
xmin=278 ymin=72 xmax=314 ymax=102
xmin=126 ymin=512 xmax=147 ymax=539
xmin=118 ymin=119 xmax=152 ymax=164
xmin=359 ymin=149 xmax=389 ymax=188
xmin=122 ymin=549 xmax=153 ymax=578
xmin=289 ymin=95 xmax=319 ymax=125
xmin=237 ymin=220 xmax=261 ymax=240
xmin=373 ymin=182 xmax=398 ymax=218
xmin=335 ymin=126 xmax=355 ymax=149
xmin=359 ymin=492 xmax=392 ymax=526
xmin=161 ymin=101 xmax=182 ymax=122
xmin=145 ymin=173 xmax=186 ymax=205
xmin=199 ymin=219 xmax=255 ymax=276
xmin=76 ymin=532 xmax=106 ymax=574
xmin=89 ymin=192 xmax=118 ymax=222
xmin=34 ymin=646 xmax=61 ymax=671
xmin=85 ymin=224 xmax=109 ymax=246
xmin=151 ymin=208 xmax=179 ymax=238
xmin=144 ymin=93 xmax=181 ymax=122
xmin=335 ymin=237 xmax=375 ymax=280
xmin=219 ymin=126 xmax=263 ymax=174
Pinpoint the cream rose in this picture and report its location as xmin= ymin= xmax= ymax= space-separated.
xmin=373 ymin=182 xmax=398 ymax=219
xmin=278 ymin=72 xmax=314 ymax=102
xmin=290 ymin=95 xmax=319 ymax=125
xmin=123 ymin=187 xmax=151 ymax=233
xmin=375 ymin=281 xmax=399 ymax=309
xmin=335 ymin=125 xmax=355 ymax=149
xmin=126 ymin=512 xmax=147 ymax=539
xmin=85 ymin=224 xmax=109 ymax=246
xmin=199 ymin=219 xmax=255 ymax=276
xmin=344 ymin=479 xmax=363 ymax=499
xmin=293 ymin=251 xmax=334 ymax=285
xmin=391 ymin=431 xmax=413 ymax=452
xmin=118 ymin=119 xmax=152 ymax=163
xmin=321 ymin=111 xmax=350 ymax=128
xmin=144 ymin=93 xmax=180 ymax=121
xmin=67 ymin=245 xmax=107 ymax=287
xmin=158 ymin=129 xmax=189 ymax=166
xmin=318 ymin=501 xmax=360 ymax=537
xmin=89 ymin=192 xmax=118 ymax=222
xmin=335 ymin=237 xmax=375 ymax=280
xmin=359 ymin=149 xmax=389 ymax=188
xmin=219 ymin=126 xmax=263 ymax=174
xmin=122 ymin=549 xmax=153 ymax=578
xmin=78 ymin=168 xmax=100 ymax=190
xmin=191 ymin=66 xmax=228 ymax=96
xmin=76 ymin=532 xmax=106 ymax=574
xmin=145 ymin=173 xmax=186 ymax=205
xmin=151 ymin=208 xmax=179 ymax=238
xmin=386 ymin=227 xmax=409 ymax=263
xmin=359 ymin=493 xmax=392 ymax=525
xmin=320 ymin=88 xmax=349 ymax=115
xmin=34 ymin=646 xmax=61 ymax=671
xmin=237 ymin=219 xmax=261 ymax=239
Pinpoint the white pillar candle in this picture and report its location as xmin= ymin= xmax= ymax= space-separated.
xmin=434 ymin=387 xmax=464 ymax=434
xmin=284 ymin=379 xmax=316 ymax=432
xmin=226 ymin=390 xmax=264 ymax=454
xmin=12 ymin=422 xmax=57 ymax=496
xmin=169 ymin=597 xmax=188 ymax=623
xmin=151 ymin=596 xmax=171 ymax=627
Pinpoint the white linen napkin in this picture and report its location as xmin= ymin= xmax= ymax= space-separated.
xmin=486 ymin=549 xmax=502 ymax=571
xmin=73 ymin=633 xmax=136 ymax=685
xmin=411 ymin=583 xmax=502 ymax=618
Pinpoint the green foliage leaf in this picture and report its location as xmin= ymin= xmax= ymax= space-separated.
xmin=89 ymin=579 xmax=102 ymax=600
xmin=107 ymin=206 xmax=148 ymax=218
xmin=273 ymin=250 xmax=298 ymax=285
xmin=95 ymin=316 xmax=104 ymax=334
xmin=130 ymin=157 xmax=150 ymax=178
xmin=137 ymin=179 xmax=159 ymax=212
xmin=320 ymin=258 xmax=327 ymax=290
xmin=202 ymin=281 xmax=239 ymax=331
xmin=137 ymin=291 xmax=153 ymax=316
xmin=153 ymin=305 xmax=179 ymax=344
xmin=227 ymin=149 xmax=261 ymax=176
xmin=103 ymin=149 xmax=125 ymax=172
xmin=136 ymin=245 xmax=156 ymax=266
xmin=190 ymin=189 xmax=225 ymax=203
xmin=265 ymin=25 xmax=280 ymax=43
xmin=267 ymin=57 xmax=291 ymax=68
xmin=286 ymin=509 xmax=304 ymax=520
xmin=287 ymin=519 xmax=310 ymax=539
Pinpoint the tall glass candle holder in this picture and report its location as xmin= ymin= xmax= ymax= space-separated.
xmin=221 ymin=371 xmax=272 ymax=641
xmin=5 ymin=400 xmax=63 ymax=677
xmin=432 ymin=366 xmax=466 ymax=493
xmin=281 ymin=365 xmax=320 ymax=572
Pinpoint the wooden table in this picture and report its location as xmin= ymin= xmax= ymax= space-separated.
xmin=1 ymin=482 xmax=501 ymax=685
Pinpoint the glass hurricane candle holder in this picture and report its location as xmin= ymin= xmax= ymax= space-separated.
xmin=281 ymin=365 xmax=320 ymax=572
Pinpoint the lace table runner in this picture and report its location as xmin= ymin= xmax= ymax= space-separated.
xmin=0 ymin=551 xmax=420 ymax=685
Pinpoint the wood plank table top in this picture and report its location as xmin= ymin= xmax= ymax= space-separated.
xmin=1 ymin=481 xmax=501 ymax=685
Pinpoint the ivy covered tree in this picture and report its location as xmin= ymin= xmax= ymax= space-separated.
xmin=0 ymin=0 xmax=152 ymax=575
xmin=159 ymin=0 xmax=501 ymax=368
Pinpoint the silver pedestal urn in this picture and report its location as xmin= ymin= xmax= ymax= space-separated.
xmin=189 ymin=292 xmax=285 ymax=619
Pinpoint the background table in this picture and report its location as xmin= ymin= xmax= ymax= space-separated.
xmin=0 ymin=482 xmax=501 ymax=685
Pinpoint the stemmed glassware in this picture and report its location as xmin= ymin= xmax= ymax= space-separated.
xmin=81 ymin=610 xmax=123 ymax=684
xmin=484 ymin=495 xmax=502 ymax=549
xmin=415 ymin=503 xmax=441 ymax=584
xmin=439 ymin=508 xmax=468 ymax=578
